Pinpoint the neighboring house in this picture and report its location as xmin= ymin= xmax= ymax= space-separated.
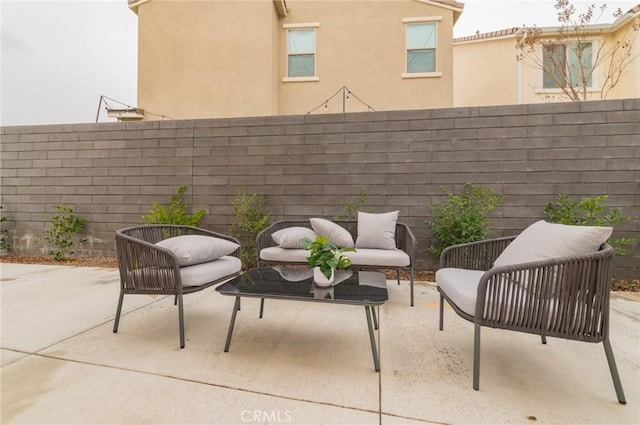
xmin=127 ymin=0 xmax=463 ymax=120
xmin=453 ymin=5 xmax=640 ymax=107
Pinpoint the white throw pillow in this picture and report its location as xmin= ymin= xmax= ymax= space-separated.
xmin=493 ymin=220 xmax=613 ymax=267
xmin=356 ymin=210 xmax=399 ymax=250
xmin=271 ymin=227 xmax=318 ymax=249
xmin=309 ymin=218 xmax=355 ymax=248
xmin=156 ymin=235 xmax=239 ymax=267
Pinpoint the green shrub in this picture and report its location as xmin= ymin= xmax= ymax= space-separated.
xmin=426 ymin=183 xmax=504 ymax=257
xmin=0 ymin=206 xmax=11 ymax=252
xmin=333 ymin=189 xmax=368 ymax=220
xmin=142 ymin=185 xmax=206 ymax=226
xmin=42 ymin=204 xmax=87 ymax=261
xmin=230 ymin=191 xmax=270 ymax=269
xmin=544 ymin=194 xmax=635 ymax=255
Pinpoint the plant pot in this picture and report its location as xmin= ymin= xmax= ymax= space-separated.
xmin=313 ymin=266 xmax=334 ymax=287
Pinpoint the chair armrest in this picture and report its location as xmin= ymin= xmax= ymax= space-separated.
xmin=473 ymin=244 xmax=614 ymax=335
xmin=439 ymin=236 xmax=516 ymax=271
xmin=115 ymin=231 xmax=183 ymax=291
xmin=396 ymin=223 xmax=417 ymax=266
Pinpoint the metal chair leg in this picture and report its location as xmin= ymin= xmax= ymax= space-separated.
xmin=178 ymin=294 xmax=185 ymax=349
xmin=410 ymin=268 xmax=414 ymax=307
xmin=541 ymin=335 xmax=547 ymax=344
xmin=473 ymin=323 xmax=481 ymax=390
xmin=439 ymin=293 xmax=444 ymax=331
xmin=113 ymin=291 xmax=124 ymax=333
xmin=259 ymin=298 xmax=265 ymax=318
xmin=603 ymin=337 xmax=626 ymax=404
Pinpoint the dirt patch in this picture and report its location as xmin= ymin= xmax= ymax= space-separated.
xmin=0 ymin=255 xmax=118 ymax=268
xmin=0 ymin=255 xmax=435 ymax=280
xmin=611 ymin=278 xmax=640 ymax=292
xmin=0 ymin=255 xmax=636 ymax=291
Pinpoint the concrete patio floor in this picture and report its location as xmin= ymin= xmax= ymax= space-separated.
xmin=1 ymin=263 xmax=639 ymax=425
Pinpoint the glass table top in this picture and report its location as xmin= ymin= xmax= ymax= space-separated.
xmin=216 ymin=267 xmax=388 ymax=305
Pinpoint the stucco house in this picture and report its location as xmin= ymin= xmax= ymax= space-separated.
xmin=126 ymin=0 xmax=463 ymax=120
xmin=453 ymin=5 xmax=640 ymax=107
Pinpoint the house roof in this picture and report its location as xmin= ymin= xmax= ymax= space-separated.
xmin=128 ymin=0 xmax=465 ymax=21
xmin=128 ymin=0 xmax=464 ymax=6
xmin=424 ymin=0 xmax=465 ymax=10
xmin=415 ymin=0 xmax=464 ymax=23
xmin=453 ymin=27 xmax=519 ymax=43
xmin=453 ymin=3 xmax=639 ymax=45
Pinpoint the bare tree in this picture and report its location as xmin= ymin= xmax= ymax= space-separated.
xmin=516 ymin=0 xmax=639 ymax=101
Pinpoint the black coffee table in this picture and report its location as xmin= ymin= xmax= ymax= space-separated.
xmin=215 ymin=267 xmax=388 ymax=371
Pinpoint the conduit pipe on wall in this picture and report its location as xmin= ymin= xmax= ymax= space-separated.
xmin=516 ymin=28 xmax=523 ymax=105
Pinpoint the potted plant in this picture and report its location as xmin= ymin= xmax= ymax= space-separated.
xmin=302 ymin=236 xmax=355 ymax=287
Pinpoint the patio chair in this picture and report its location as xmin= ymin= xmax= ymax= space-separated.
xmin=436 ymin=220 xmax=626 ymax=404
xmin=113 ymin=225 xmax=242 ymax=348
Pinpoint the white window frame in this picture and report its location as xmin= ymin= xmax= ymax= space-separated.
xmin=283 ymin=23 xmax=320 ymax=83
xmin=402 ymin=16 xmax=442 ymax=79
xmin=536 ymin=38 xmax=600 ymax=94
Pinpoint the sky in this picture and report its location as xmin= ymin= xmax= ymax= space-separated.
xmin=0 ymin=0 xmax=636 ymax=127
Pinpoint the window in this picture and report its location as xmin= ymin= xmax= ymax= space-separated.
xmin=406 ymin=23 xmax=437 ymax=73
xmin=542 ymin=42 xmax=593 ymax=89
xmin=287 ymin=28 xmax=316 ymax=78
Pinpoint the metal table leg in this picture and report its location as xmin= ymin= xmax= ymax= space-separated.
xmin=365 ymin=305 xmax=380 ymax=372
xmin=224 ymin=296 xmax=241 ymax=352
xmin=371 ymin=305 xmax=379 ymax=330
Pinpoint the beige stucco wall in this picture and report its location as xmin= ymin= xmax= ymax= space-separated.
xmin=134 ymin=0 xmax=457 ymax=119
xmin=454 ymin=18 xmax=639 ymax=107
xmin=517 ymin=25 xmax=639 ymax=103
xmin=278 ymin=0 xmax=456 ymax=115
xmin=517 ymin=33 xmax=601 ymax=104
xmin=137 ymin=0 xmax=279 ymax=120
xmin=607 ymin=20 xmax=640 ymax=99
xmin=453 ymin=36 xmax=518 ymax=107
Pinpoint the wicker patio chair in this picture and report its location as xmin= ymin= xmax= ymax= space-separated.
xmin=436 ymin=234 xmax=626 ymax=404
xmin=113 ymin=225 xmax=242 ymax=348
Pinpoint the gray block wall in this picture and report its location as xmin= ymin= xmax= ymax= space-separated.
xmin=1 ymin=99 xmax=639 ymax=277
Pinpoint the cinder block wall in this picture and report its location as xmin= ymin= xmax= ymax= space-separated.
xmin=1 ymin=99 xmax=638 ymax=277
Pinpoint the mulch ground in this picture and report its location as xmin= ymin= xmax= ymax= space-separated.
xmin=0 ymin=255 xmax=119 ymax=268
xmin=0 ymin=255 xmax=436 ymax=280
xmin=1 ymin=255 xmax=636 ymax=291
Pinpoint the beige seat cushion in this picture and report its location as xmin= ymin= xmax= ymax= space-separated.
xmin=260 ymin=247 xmax=410 ymax=268
xmin=436 ymin=268 xmax=485 ymax=316
xmin=260 ymin=247 xmax=310 ymax=263
xmin=180 ymin=256 xmax=242 ymax=287
xmin=344 ymin=249 xmax=409 ymax=267
xmin=437 ymin=266 xmax=568 ymax=328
